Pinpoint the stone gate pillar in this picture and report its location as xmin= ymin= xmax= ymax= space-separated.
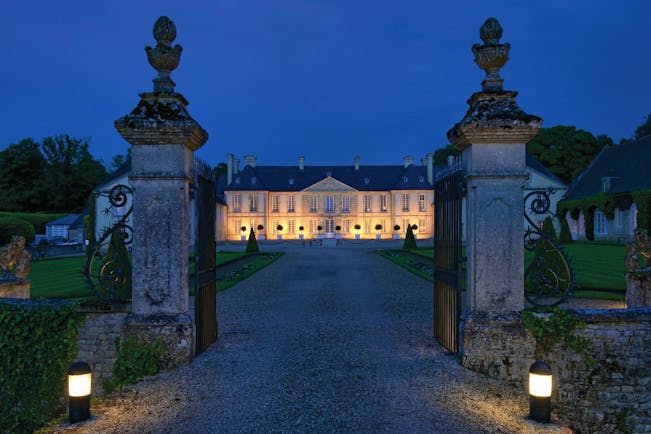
xmin=114 ymin=16 xmax=208 ymax=367
xmin=448 ymin=18 xmax=541 ymax=318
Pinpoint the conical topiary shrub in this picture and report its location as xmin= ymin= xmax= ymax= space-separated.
xmin=403 ymin=224 xmax=417 ymax=249
xmin=558 ymin=216 xmax=573 ymax=244
xmin=246 ymin=228 xmax=259 ymax=253
xmin=541 ymin=217 xmax=558 ymax=242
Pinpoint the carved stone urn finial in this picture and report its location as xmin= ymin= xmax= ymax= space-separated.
xmin=472 ymin=17 xmax=511 ymax=92
xmin=145 ymin=16 xmax=183 ymax=93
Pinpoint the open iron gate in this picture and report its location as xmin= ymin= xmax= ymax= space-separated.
xmin=192 ymin=158 xmax=217 ymax=354
xmin=434 ymin=169 xmax=465 ymax=354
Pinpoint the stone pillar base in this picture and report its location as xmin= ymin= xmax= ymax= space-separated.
xmin=0 ymin=280 xmax=30 ymax=299
xmin=626 ymin=276 xmax=651 ymax=308
xmin=460 ymin=313 xmax=535 ymax=386
xmin=125 ymin=313 xmax=195 ymax=369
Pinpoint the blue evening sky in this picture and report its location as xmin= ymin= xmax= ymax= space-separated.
xmin=2 ymin=1 xmax=650 ymax=167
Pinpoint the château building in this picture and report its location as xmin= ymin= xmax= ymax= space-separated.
xmin=218 ymin=154 xmax=435 ymax=241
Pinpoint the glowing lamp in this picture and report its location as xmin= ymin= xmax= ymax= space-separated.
xmin=529 ymin=361 xmax=552 ymax=423
xmin=68 ymin=361 xmax=92 ymax=423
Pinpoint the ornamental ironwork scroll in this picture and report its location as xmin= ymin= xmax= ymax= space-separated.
xmin=83 ymin=184 xmax=133 ymax=302
xmin=523 ymin=190 xmax=574 ymax=306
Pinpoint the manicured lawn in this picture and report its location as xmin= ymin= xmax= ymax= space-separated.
xmin=384 ymin=242 xmax=627 ymax=300
xmin=30 ymin=251 xmax=259 ymax=299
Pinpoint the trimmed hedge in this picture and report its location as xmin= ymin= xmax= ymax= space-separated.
xmin=246 ymin=228 xmax=259 ymax=253
xmin=0 ymin=212 xmax=67 ymax=234
xmin=542 ymin=216 xmax=557 ymax=242
xmin=0 ymin=216 xmax=36 ymax=242
xmin=559 ymin=217 xmax=573 ymax=244
xmin=0 ymin=299 xmax=84 ymax=433
xmin=403 ymin=224 xmax=417 ymax=249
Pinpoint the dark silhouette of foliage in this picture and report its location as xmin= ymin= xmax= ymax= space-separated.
xmin=0 ymin=139 xmax=48 ymax=212
xmin=403 ymin=224 xmax=417 ymax=249
xmin=0 ymin=217 xmax=35 ymax=243
xmin=541 ymin=217 xmax=557 ymax=242
xmin=246 ymin=228 xmax=259 ymax=253
xmin=433 ymin=144 xmax=460 ymax=166
xmin=559 ymin=217 xmax=573 ymax=244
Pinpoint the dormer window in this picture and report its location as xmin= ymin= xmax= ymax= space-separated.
xmin=289 ymin=178 xmax=294 ymax=185
xmin=234 ymin=177 xmax=240 ymax=184
xmin=418 ymin=176 xmax=424 ymax=182
xmin=364 ymin=178 xmax=370 ymax=185
xmin=326 ymin=171 xmax=332 ymax=177
xmin=601 ymin=177 xmax=611 ymax=193
xmin=251 ymin=177 xmax=256 ymax=184
xmin=403 ymin=177 xmax=408 ymax=183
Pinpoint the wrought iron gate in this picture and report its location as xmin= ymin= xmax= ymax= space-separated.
xmin=192 ymin=158 xmax=217 ymax=354
xmin=433 ymin=168 xmax=465 ymax=354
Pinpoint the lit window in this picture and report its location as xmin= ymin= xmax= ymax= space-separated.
xmin=233 ymin=194 xmax=242 ymax=212
xmin=234 ymin=219 xmax=241 ymax=235
xmin=288 ymin=195 xmax=295 ymax=213
xmin=364 ymin=219 xmax=371 ymax=234
xmin=419 ymin=194 xmax=426 ymax=212
xmin=342 ymin=196 xmax=350 ymax=213
xmin=325 ymin=219 xmax=334 ymax=233
xmin=325 ymin=196 xmax=334 ymax=213
xmin=288 ymin=220 xmax=295 ymax=234
xmin=310 ymin=195 xmax=317 ymax=213
xmin=272 ymin=196 xmax=279 ymax=213
xmin=343 ymin=219 xmax=350 ymax=234
xmin=249 ymin=194 xmax=257 ymax=212
xmin=364 ymin=195 xmax=372 ymax=213
xmin=402 ymin=194 xmax=409 ymax=212
xmin=272 ymin=220 xmax=279 ymax=234
xmin=419 ymin=218 xmax=426 ymax=233
xmin=380 ymin=195 xmax=387 ymax=212
xmin=310 ymin=220 xmax=316 ymax=234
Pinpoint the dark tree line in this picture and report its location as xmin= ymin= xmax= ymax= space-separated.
xmin=0 ymin=135 xmax=109 ymax=213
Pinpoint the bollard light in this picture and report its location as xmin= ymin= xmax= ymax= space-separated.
xmin=529 ymin=360 xmax=552 ymax=423
xmin=68 ymin=361 xmax=92 ymax=423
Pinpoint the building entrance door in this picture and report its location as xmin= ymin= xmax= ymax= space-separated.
xmin=325 ymin=219 xmax=335 ymax=238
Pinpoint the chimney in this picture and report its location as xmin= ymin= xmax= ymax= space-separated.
xmin=354 ymin=155 xmax=360 ymax=171
xmin=244 ymin=155 xmax=256 ymax=168
xmin=426 ymin=153 xmax=434 ymax=185
xmin=233 ymin=158 xmax=240 ymax=174
xmin=298 ymin=156 xmax=305 ymax=171
xmin=227 ymin=154 xmax=234 ymax=185
xmin=403 ymin=155 xmax=414 ymax=168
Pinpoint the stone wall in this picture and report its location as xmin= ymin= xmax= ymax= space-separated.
xmin=0 ymin=280 xmax=30 ymax=298
xmin=76 ymin=305 xmax=130 ymax=396
xmin=461 ymin=308 xmax=651 ymax=433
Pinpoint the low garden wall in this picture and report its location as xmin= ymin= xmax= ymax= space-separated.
xmin=461 ymin=308 xmax=651 ymax=433
xmin=76 ymin=303 xmax=130 ymax=396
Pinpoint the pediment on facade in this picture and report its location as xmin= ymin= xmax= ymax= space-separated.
xmin=302 ymin=176 xmax=357 ymax=192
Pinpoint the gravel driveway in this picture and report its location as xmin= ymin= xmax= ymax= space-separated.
xmin=51 ymin=245 xmax=569 ymax=433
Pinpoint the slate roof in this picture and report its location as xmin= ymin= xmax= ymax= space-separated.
xmin=47 ymin=214 xmax=81 ymax=227
xmin=526 ymin=153 xmax=565 ymax=186
xmin=223 ymin=164 xmax=433 ymax=192
xmin=564 ymin=135 xmax=651 ymax=200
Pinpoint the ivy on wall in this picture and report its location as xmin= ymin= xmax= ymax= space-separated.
xmin=557 ymin=188 xmax=651 ymax=239
xmin=0 ymin=300 xmax=84 ymax=433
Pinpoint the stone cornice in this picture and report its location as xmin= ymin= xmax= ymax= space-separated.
xmin=447 ymin=91 xmax=542 ymax=151
xmin=115 ymin=92 xmax=208 ymax=151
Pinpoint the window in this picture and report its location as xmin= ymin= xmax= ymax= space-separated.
xmin=364 ymin=195 xmax=372 ymax=213
xmin=288 ymin=220 xmax=295 ymax=234
xmin=403 ymin=219 xmax=410 ymax=233
xmin=402 ymin=194 xmax=409 ymax=212
xmin=250 ymin=220 xmax=256 ymax=232
xmin=272 ymin=220 xmax=279 ymax=234
xmin=615 ymin=208 xmax=622 ymax=227
xmin=325 ymin=196 xmax=334 ymax=213
xmin=595 ymin=210 xmax=607 ymax=235
xmin=364 ymin=219 xmax=371 ymax=234
xmin=325 ymin=219 xmax=334 ymax=233
xmin=233 ymin=194 xmax=242 ymax=212
xmin=380 ymin=195 xmax=387 ymax=212
xmin=601 ymin=177 xmax=611 ymax=193
xmin=288 ymin=195 xmax=295 ymax=213
xmin=381 ymin=220 xmax=387 ymax=233
xmin=272 ymin=196 xmax=279 ymax=213
xmin=310 ymin=195 xmax=317 ymax=213
xmin=419 ymin=218 xmax=426 ymax=233
xmin=249 ymin=194 xmax=257 ymax=212
xmin=342 ymin=196 xmax=350 ymax=213
xmin=310 ymin=220 xmax=316 ymax=234
xmin=234 ymin=219 xmax=241 ymax=235
xmin=419 ymin=194 xmax=426 ymax=212
xmin=343 ymin=219 xmax=350 ymax=234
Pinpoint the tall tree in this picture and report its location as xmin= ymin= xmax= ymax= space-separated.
xmin=526 ymin=126 xmax=610 ymax=184
xmin=432 ymin=144 xmax=461 ymax=166
xmin=212 ymin=162 xmax=228 ymax=180
xmin=41 ymin=135 xmax=107 ymax=212
xmin=634 ymin=114 xmax=651 ymax=140
xmin=0 ymin=139 xmax=48 ymax=212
